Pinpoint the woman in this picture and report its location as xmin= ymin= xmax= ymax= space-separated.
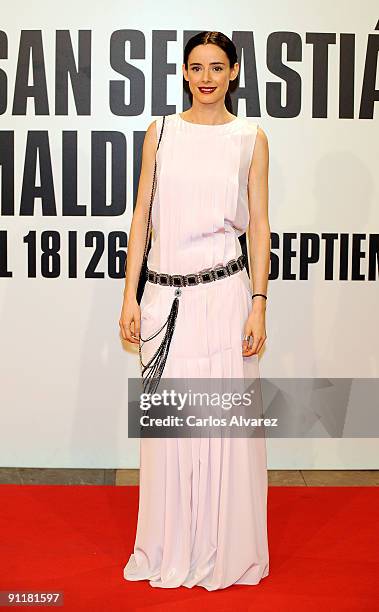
xmin=120 ymin=31 xmax=270 ymax=591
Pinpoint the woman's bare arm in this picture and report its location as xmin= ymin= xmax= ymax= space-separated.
xmin=242 ymin=126 xmax=270 ymax=356
xmin=119 ymin=120 xmax=157 ymax=343
xmin=247 ymin=126 xmax=270 ymax=302
xmin=123 ymin=120 xmax=158 ymax=300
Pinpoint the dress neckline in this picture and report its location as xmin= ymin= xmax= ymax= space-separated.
xmin=177 ymin=112 xmax=239 ymax=128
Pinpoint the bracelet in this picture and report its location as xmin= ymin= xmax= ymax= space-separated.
xmin=252 ymin=293 xmax=267 ymax=300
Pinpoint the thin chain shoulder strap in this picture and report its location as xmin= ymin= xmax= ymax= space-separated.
xmin=141 ymin=115 xmax=166 ymax=260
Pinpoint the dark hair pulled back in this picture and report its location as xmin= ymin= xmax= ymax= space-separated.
xmin=183 ymin=31 xmax=238 ymax=113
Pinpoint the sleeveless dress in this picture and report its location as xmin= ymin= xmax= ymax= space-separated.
xmin=123 ymin=112 xmax=269 ymax=590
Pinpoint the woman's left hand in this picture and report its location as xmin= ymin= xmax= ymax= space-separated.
xmin=242 ymin=300 xmax=267 ymax=356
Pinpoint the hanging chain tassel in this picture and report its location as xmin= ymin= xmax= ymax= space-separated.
xmin=138 ymin=293 xmax=180 ymax=396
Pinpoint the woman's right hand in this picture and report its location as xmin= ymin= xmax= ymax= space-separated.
xmin=119 ymin=294 xmax=141 ymax=344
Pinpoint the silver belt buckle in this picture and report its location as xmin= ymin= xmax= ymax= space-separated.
xmin=213 ymin=264 xmax=228 ymax=279
xmin=157 ymin=272 xmax=170 ymax=286
xmin=147 ymin=269 xmax=157 ymax=283
xmin=226 ymin=259 xmax=240 ymax=275
xmin=171 ymin=274 xmax=184 ymax=287
xmin=198 ymin=267 xmax=215 ymax=283
xmin=184 ymin=273 xmax=199 ymax=286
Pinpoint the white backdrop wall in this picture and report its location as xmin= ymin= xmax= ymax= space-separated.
xmin=0 ymin=0 xmax=378 ymax=468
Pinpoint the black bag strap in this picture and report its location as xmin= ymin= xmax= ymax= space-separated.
xmin=142 ymin=115 xmax=166 ymax=261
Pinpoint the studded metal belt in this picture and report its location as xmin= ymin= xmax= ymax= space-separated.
xmin=146 ymin=253 xmax=246 ymax=287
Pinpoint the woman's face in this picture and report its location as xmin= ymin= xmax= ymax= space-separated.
xmin=183 ymin=43 xmax=239 ymax=106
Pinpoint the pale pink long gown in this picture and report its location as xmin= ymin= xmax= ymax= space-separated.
xmin=123 ymin=112 xmax=269 ymax=590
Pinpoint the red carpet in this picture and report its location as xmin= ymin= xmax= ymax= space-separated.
xmin=0 ymin=485 xmax=377 ymax=611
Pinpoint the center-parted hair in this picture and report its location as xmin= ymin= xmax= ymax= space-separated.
xmin=183 ymin=31 xmax=238 ymax=113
